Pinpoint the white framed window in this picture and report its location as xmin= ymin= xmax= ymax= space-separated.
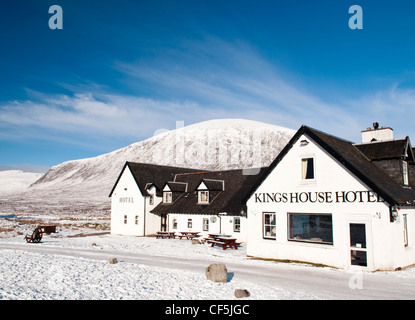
xmin=149 ymin=195 xmax=154 ymax=205
xmin=124 ymin=215 xmax=127 ymax=224
xmin=172 ymin=218 xmax=178 ymax=229
xmin=288 ymin=213 xmax=333 ymax=245
xmin=198 ymin=191 xmax=209 ymax=204
xmin=163 ymin=192 xmax=172 ymax=203
xmin=188 ymin=219 xmax=193 ymax=229
xmin=403 ymin=161 xmax=409 ymax=186
xmin=135 ymin=215 xmax=139 ymax=225
xmin=301 ymin=158 xmax=314 ymax=180
xmin=234 ymin=217 xmax=241 ymax=233
xmin=203 ymin=218 xmax=209 ymax=231
xmin=263 ymin=212 xmax=276 ymax=240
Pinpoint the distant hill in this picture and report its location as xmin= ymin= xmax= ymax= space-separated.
xmin=0 ymin=119 xmax=294 ymax=216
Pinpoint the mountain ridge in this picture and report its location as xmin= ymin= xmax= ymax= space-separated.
xmin=0 ymin=119 xmax=295 ymax=216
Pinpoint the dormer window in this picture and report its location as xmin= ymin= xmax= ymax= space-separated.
xmin=198 ymin=190 xmax=209 ymax=204
xmin=163 ymin=192 xmax=172 ymax=203
xmin=402 ymin=161 xmax=409 ymax=186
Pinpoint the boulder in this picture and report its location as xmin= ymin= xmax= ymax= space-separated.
xmin=108 ymin=257 xmax=118 ymax=264
xmin=206 ymin=263 xmax=227 ymax=283
xmin=234 ymin=289 xmax=250 ymax=298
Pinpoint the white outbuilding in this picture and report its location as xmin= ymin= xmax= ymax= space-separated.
xmin=246 ymin=124 xmax=415 ymax=271
xmin=109 ymin=161 xmax=265 ymax=242
xmin=109 ymin=162 xmax=200 ymax=236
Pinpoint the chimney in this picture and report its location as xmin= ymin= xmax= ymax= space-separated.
xmin=361 ymin=122 xmax=393 ymax=143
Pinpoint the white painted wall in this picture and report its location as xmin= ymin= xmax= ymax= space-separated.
xmin=143 ymin=185 xmax=162 ymax=235
xmin=247 ymin=133 xmax=415 ymax=271
xmin=167 ymin=214 xmax=247 ymax=242
xmin=110 ymin=166 xmax=145 ymax=236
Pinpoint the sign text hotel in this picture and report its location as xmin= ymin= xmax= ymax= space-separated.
xmin=254 ymin=190 xmax=383 ymax=204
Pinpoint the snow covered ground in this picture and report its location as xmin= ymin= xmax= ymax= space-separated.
xmin=1 ymin=220 xmax=415 ymax=301
xmin=0 ymin=231 xmax=317 ymax=300
xmin=0 ymin=170 xmax=43 ymax=194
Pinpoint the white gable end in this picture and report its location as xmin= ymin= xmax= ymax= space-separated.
xmin=247 ymin=132 xmax=395 ymax=271
xmin=110 ymin=165 xmax=145 ymax=236
xmin=197 ymin=181 xmax=208 ymax=190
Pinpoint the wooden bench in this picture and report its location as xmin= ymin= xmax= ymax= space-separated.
xmin=156 ymin=232 xmax=176 ymax=239
xmin=209 ymin=240 xmax=226 ymax=247
xmin=178 ymin=232 xmax=200 ymax=240
xmin=209 ymin=237 xmax=239 ymax=250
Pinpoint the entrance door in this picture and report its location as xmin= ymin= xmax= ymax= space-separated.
xmin=349 ymin=223 xmax=367 ymax=267
xmin=160 ymin=214 xmax=167 ymax=231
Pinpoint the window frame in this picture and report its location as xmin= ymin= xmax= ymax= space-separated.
xmin=198 ymin=190 xmax=209 ymax=204
xmin=123 ymin=215 xmax=127 ymax=224
xmin=234 ymin=217 xmax=241 ymax=233
xmin=163 ymin=191 xmax=172 ymax=203
xmin=402 ymin=161 xmax=409 ymax=186
xmin=203 ymin=218 xmax=209 ymax=231
xmin=187 ymin=219 xmax=193 ymax=229
xmin=288 ymin=212 xmax=333 ymax=245
xmin=301 ymin=157 xmax=315 ymax=180
xmin=262 ymin=212 xmax=276 ymax=240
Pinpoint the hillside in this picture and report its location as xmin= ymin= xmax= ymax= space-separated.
xmin=0 ymin=119 xmax=294 ymax=216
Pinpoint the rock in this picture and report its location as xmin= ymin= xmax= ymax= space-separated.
xmin=108 ymin=258 xmax=118 ymax=264
xmin=192 ymin=238 xmax=202 ymax=244
xmin=206 ymin=263 xmax=227 ymax=283
xmin=234 ymin=289 xmax=250 ymax=298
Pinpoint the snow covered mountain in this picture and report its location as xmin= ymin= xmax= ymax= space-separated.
xmin=0 ymin=119 xmax=294 ymax=215
xmin=0 ymin=171 xmax=43 ymax=195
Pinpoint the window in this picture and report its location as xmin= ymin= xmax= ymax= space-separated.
xmin=288 ymin=213 xmax=333 ymax=245
xmin=124 ymin=215 xmax=127 ymax=224
xmin=149 ymin=195 xmax=154 ymax=205
xmin=135 ymin=215 xmax=139 ymax=225
xmin=172 ymin=218 xmax=178 ymax=229
xmin=187 ymin=219 xmax=193 ymax=229
xmin=403 ymin=161 xmax=409 ymax=186
xmin=301 ymin=158 xmax=314 ymax=180
xmin=263 ymin=212 xmax=276 ymax=239
xmin=234 ymin=217 xmax=241 ymax=233
xmin=163 ymin=192 xmax=172 ymax=203
xmin=404 ymin=214 xmax=409 ymax=247
xmin=203 ymin=218 xmax=209 ymax=231
xmin=198 ymin=191 xmax=209 ymax=204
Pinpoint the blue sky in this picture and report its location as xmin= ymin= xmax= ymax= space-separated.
xmin=2 ymin=0 xmax=415 ymax=171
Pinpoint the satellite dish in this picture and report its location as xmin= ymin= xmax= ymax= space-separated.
xmin=210 ymin=216 xmax=217 ymax=223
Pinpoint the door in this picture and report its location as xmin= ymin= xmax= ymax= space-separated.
xmin=349 ymin=223 xmax=367 ymax=267
xmin=160 ymin=214 xmax=167 ymax=231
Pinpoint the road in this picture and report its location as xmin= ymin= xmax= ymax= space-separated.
xmin=1 ymin=241 xmax=415 ymax=300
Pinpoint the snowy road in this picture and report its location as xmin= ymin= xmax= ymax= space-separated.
xmin=2 ymin=238 xmax=415 ymax=300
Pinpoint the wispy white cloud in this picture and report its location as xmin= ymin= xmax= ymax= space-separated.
xmin=1 ymin=37 xmax=414 ymax=150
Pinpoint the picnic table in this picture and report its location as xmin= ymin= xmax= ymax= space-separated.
xmin=156 ymin=231 xmax=176 ymax=239
xmin=177 ymin=231 xmax=200 ymax=240
xmin=206 ymin=234 xmax=240 ymax=250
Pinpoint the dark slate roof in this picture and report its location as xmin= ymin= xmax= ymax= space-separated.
xmin=354 ymin=137 xmax=414 ymax=162
xmin=108 ymin=162 xmax=204 ymax=197
xmin=151 ymin=167 xmax=268 ymax=215
xmin=246 ymin=125 xmax=415 ymax=207
xmin=165 ymin=181 xmax=188 ymax=192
